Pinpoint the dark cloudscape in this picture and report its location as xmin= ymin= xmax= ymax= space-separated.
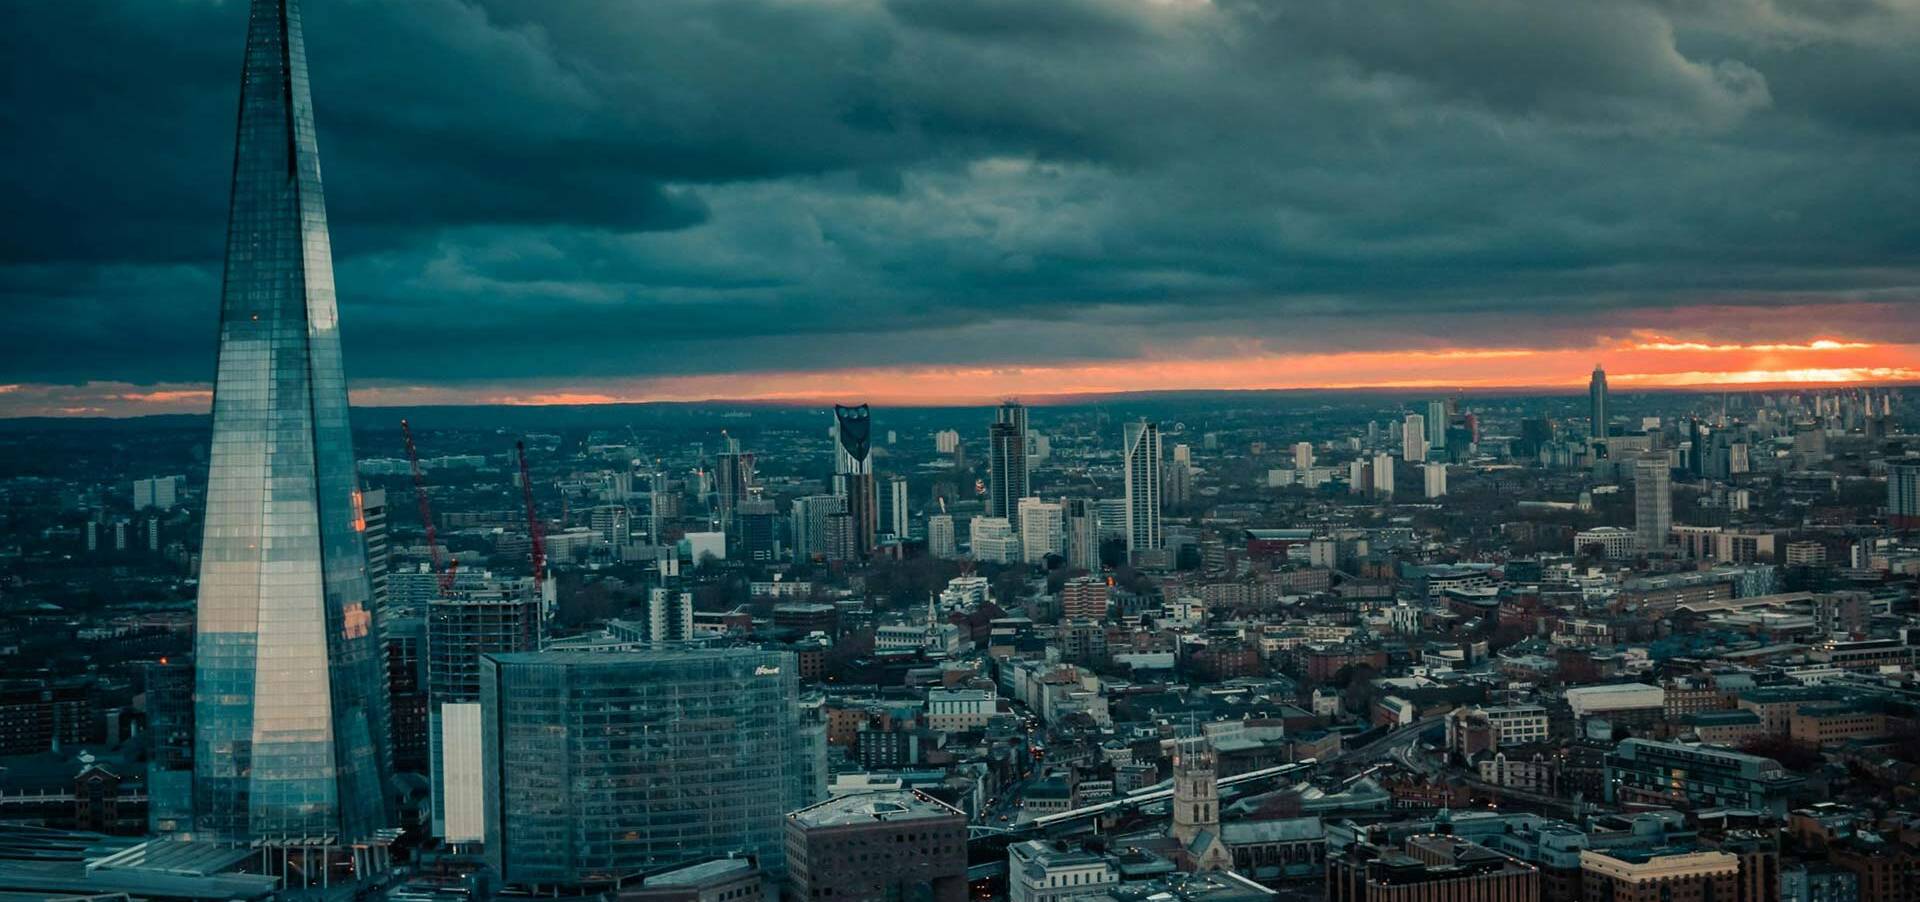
xmin=2 ymin=0 xmax=1917 ymax=387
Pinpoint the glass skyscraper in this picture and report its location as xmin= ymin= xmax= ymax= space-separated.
xmin=191 ymin=0 xmax=392 ymax=843
xmin=481 ymin=649 xmax=825 ymax=890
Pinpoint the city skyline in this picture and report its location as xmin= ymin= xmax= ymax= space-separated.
xmin=4 ymin=1 xmax=1920 ymax=416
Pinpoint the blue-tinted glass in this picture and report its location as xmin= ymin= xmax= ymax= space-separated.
xmin=192 ymin=0 xmax=391 ymax=843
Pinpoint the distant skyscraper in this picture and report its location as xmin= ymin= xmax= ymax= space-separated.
xmin=1064 ymin=498 xmax=1100 ymax=572
xmin=1427 ymin=400 xmax=1449 ymax=449
xmin=1371 ymin=452 xmax=1395 ymax=497
xmin=1424 ymin=462 xmax=1448 ymax=499
xmin=935 ymin=429 xmax=961 ymax=454
xmin=1590 ymin=364 xmax=1610 ymax=444
xmin=1403 ymin=413 xmax=1428 ymax=462
xmin=832 ymin=405 xmax=877 ymax=557
xmin=1635 ymin=455 xmax=1672 ymax=554
xmin=481 ymin=649 xmax=823 ymax=887
xmin=881 ymin=474 xmax=910 ymax=539
xmin=1293 ymin=441 xmax=1314 ymax=472
xmin=791 ymin=494 xmax=847 ymax=562
xmin=1887 ymin=460 xmax=1920 ymax=530
xmin=1122 ymin=420 xmax=1163 ymax=555
xmin=192 ymin=0 xmax=391 ymax=844
xmin=133 ymin=475 xmax=182 ymax=510
xmin=989 ymin=401 xmax=1030 ymax=526
xmin=713 ymin=448 xmax=756 ymax=525
xmin=927 ymin=513 xmax=957 ymax=558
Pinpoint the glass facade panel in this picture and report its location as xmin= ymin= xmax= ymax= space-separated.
xmin=192 ymin=0 xmax=391 ymax=843
xmin=481 ymin=649 xmax=821 ymax=889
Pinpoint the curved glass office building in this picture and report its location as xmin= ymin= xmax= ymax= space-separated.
xmin=481 ymin=649 xmax=823 ymax=891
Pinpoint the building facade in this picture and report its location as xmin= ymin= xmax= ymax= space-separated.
xmin=481 ymin=649 xmax=822 ymax=890
xmin=191 ymin=0 xmax=392 ymax=844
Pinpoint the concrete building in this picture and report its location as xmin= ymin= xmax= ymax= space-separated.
xmin=785 ymin=791 xmax=968 ymax=902
xmin=928 ymin=513 xmax=957 ymax=558
xmin=1634 ymin=456 xmax=1672 ymax=554
xmin=1009 ymin=840 xmax=1120 ymax=902
xmin=1330 ymin=836 xmax=1540 ymax=902
xmin=1580 ymin=849 xmax=1738 ymax=902
xmin=1019 ymin=497 xmax=1065 ymax=564
xmin=1123 ymin=420 xmax=1164 ymax=557
xmin=926 ymin=688 xmax=997 ymax=732
xmin=1605 ymin=738 xmax=1803 ymax=817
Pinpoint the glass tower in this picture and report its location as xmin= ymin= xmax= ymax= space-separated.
xmin=192 ymin=0 xmax=392 ymax=843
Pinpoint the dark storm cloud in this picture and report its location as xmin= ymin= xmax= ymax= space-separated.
xmin=2 ymin=0 xmax=1918 ymax=389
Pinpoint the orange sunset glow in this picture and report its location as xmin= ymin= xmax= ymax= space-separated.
xmin=4 ymin=334 xmax=1914 ymax=418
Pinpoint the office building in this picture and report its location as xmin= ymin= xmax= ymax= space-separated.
xmin=1605 ymin=738 xmax=1803 ymax=817
xmin=1424 ymin=463 xmax=1448 ymax=499
xmin=1019 ymin=497 xmax=1065 ymax=563
xmin=1064 ymin=498 xmax=1100 ymax=572
xmin=481 ymin=649 xmax=821 ymax=889
xmin=1123 ymin=420 xmax=1163 ymax=556
xmin=928 ymin=513 xmax=957 ymax=558
xmin=832 ymin=405 xmax=878 ymax=558
xmin=1329 ymin=836 xmax=1540 ymax=902
xmin=1009 ymin=840 xmax=1120 ymax=902
xmin=785 ymin=791 xmax=968 ymax=902
xmin=990 ymin=402 xmax=1031 ymax=526
xmin=935 ymin=429 xmax=960 ymax=454
xmin=1590 ymin=364 xmax=1610 ymax=444
xmin=734 ymin=497 xmax=780 ymax=562
xmin=713 ymin=447 xmax=756 ymax=524
xmin=970 ymin=516 xmax=1019 ymax=564
xmin=145 ymin=661 xmax=196 ymax=836
xmin=427 ymin=588 xmax=545 ymax=840
xmin=790 ymin=494 xmax=847 ymax=562
xmin=383 ymin=616 xmax=429 ymax=776
xmin=1580 ymin=849 xmax=1738 ymax=902
xmin=1427 ymin=400 xmax=1449 ymax=450
xmin=1293 ymin=442 xmax=1315 ymax=471
xmin=1635 ymin=456 xmax=1672 ymax=554
xmin=191 ymin=0 xmax=392 ymax=846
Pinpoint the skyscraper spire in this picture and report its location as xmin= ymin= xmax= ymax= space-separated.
xmin=192 ymin=0 xmax=393 ymax=843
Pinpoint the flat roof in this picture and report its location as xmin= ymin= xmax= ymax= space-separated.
xmin=788 ymin=790 xmax=964 ymax=828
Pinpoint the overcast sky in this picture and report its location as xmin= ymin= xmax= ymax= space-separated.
xmin=3 ymin=0 xmax=1918 ymax=415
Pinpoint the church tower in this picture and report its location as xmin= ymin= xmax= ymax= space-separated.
xmin=1171 ymin=737 xmax=1231 ymax=871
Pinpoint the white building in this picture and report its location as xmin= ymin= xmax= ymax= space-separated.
xmin=132 ymin=475 xmax=183 ymax=510
xmin=1293 ymin=441 xmax=1314 ymax=471
xmin=928 ymin=513 xmax=957 ymax=558
xmin=1404 ymin=414 xmax=1428 ymax=462
xmin=927 ymin=688 xmax=997 ymax=732
xmin=970 ymin=516 xmax=1019 ymax=564
xmin=1017 ymin=497 xmax=1065 ymax=564
xmin=1482 ymin=704 xmax=1550 ymax=746
xmin=1008 ymin=840 xmax=1119 ymax=901
xmin=1423 ymin=462 xmax=1448 ymax=498
xmin=1122 ymin=420 xmax=1162 ymax=555
xmin=935 ymin=429 xmax=961 ymax=454
xmin=1371 ymin=453 xmax=1395 ymax=497
xmin=1575 ymin=526 xmax=1638 ymax=561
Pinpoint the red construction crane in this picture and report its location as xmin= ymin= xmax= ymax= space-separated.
xmin=401 ymin=419 xmax=457 ymax=596
xmin=517 ymin=440 xmax=546 ymax=592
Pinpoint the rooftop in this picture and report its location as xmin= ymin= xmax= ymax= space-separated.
xmin=788 ymin=790 xmax=963 ymax=828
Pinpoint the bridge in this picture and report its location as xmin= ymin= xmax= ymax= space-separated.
xmin=967 ymin=758 xmax=1320 ymax=838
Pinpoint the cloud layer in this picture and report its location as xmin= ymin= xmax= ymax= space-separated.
xmin=2 ymin=0 xmax=1918 ymax=410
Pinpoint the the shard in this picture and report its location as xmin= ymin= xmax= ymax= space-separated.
xmin=192 ymin=0 xmax=392 ymax=843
